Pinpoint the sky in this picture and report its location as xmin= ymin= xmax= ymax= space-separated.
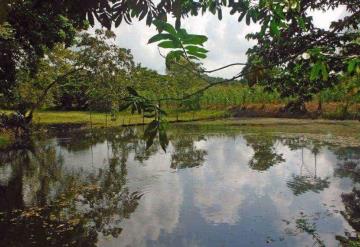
xmin=96 ymin=6 xmax=347 ymax=78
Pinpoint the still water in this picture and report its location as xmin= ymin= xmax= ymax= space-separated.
xmin=0 ymin=124 xmax=359 ymax=246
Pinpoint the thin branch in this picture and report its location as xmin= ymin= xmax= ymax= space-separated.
xmin=202 ymin=63 xmax=248 ymax=73
xmin=156 ymin=70 xmax=244 ymax=102
xmin=28 ymin=67 xmax=84 ymax=118
xmin=155 ymin=42 xmax=316 ymax=102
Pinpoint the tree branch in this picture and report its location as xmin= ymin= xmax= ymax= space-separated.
xmin=28 ymin=67 xmax=84 ymax=119
xmin=202 ymin=63 xmax=247 ymax=73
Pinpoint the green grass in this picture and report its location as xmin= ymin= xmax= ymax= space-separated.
xmin=29 ymin=109 xmax=228 ymax=127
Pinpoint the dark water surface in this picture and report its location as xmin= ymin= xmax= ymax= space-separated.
xmin=0 ymin=124 xmax=359 ymax=246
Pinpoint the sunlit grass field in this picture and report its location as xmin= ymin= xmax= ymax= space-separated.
xmin=27 ymin=109 xmax=228 ymax=127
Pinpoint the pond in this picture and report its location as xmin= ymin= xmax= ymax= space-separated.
xmin=0 ymin=123 xmax=359 ymax=246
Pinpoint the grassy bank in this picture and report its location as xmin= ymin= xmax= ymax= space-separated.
xmin=29 ymin=109 xmax=228 ymax=127
xmin=1 ymin=101 xmax=359 ymax=129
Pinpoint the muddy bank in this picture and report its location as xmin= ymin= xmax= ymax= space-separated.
xmin=231 ymin=103 xmax=360 ymax=120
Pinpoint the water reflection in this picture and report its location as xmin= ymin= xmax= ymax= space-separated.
xmin=170 ymin=135 xmax=207 ymax=169
xmin=0 ymin=132 xmax=142 ymax=246
xmin=0 ymin=125 xmax=359 ymax=246
xmin=245 ymin=134 xmax=285 ymax=171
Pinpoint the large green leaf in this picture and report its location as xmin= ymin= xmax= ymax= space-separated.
xmin=177 ymin=28 xmax=188 ymax=39
xmin=187 ymin=50 xmax=207 ymax=59
xmin=310 ymin=62 xmax=321 ymax=81
xmin=166 ymin=50 xmax=183 ymax=60
xmin=185 ymin=45 xmax=208 ymax=54
xmin=158 ymin=40 xmax=181 ymax=48
xmin=149 ymin=20 xmax=208 ymax=61
xmin=153 ymin=19 xmax=177 ymax=35
xmin=183 ymin=35 xmax=208 ymax=45
xmin=148 ymin=33 xmax=178 ymax=44
xmin=270 ymin=20 xmax=280 ymax=36
xmin=320 ymin=62 xmax=328 ymax=81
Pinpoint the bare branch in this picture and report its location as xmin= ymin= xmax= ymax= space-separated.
xmin=202 ymin=63 xmax=247 ymax=73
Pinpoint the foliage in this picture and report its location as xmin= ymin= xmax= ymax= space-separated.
xmin=149 ymin=20 xmax=208 ymax=67
xmin=2 ymin=29 xmax=135 ymax=112
xmin=0 ymin=1 xmax=84 ymax=100
xmin=73 ymin=29 xmax=135 ymax=111
xmin=242 ymin=0 xmax=360 ymax=111
xmin=0 ymin=0 xmax=224 ymax=102
xmin=0 ymin=112 xmax=31 ymax=136
xmin=146 ymin=0 xmax=360 ymax=112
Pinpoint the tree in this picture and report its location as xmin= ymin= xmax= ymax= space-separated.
xmin=0 ymin=0 xmax=219 ymax=102
xmin=239 ymin=1 xmax=359 ymax=112
xmin=14 ymin=44 xmax=78 ymax=111
xmin=74 ymin=29 xmax=135 ymax=112
xmin=1 ymin=28 xmax=136 ymax=133
xmin=0 ymin=1 xmax=83 ymax=100
xmin=147 ymin=1 xmax=359 ymax=112
xmin=165 ymin=59 xmax=205 ymax=112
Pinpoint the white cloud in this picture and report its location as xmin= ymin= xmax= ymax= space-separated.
xmin=309 ymin=5 xmax=348 ymax=30
xmin=108 ymin=10 xmax=260 ymax=78
xmin=105 ymin=6 xmax=346 ymax=79
xmin=87 ymin=6 xmax=348 ymax=79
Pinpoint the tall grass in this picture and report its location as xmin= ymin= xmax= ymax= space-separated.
xmin=200 ymin=84 xmax=282 ymax=108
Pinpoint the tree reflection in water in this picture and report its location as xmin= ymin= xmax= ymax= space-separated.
xmin=170 ymin=136 xmax=207 ymax=169
xmin=332 ymin=146 xmax=360 ymax=245
xmin=283 ymin=137 xmax=330 ymax=196
xmin=0 ymin=129 xmax=142 ymax=246
xmin=0 ymin=125 xmax=360 ymax=246
xmin=286 ymin=175 xmax=330 ymax=196
xmin=244 ymin=134 xmax=284 ymax=171
xmin=0 ymin=126 xmax=207 ymax=246
xmin=334 ymin=147 xmax=360 ymax=183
